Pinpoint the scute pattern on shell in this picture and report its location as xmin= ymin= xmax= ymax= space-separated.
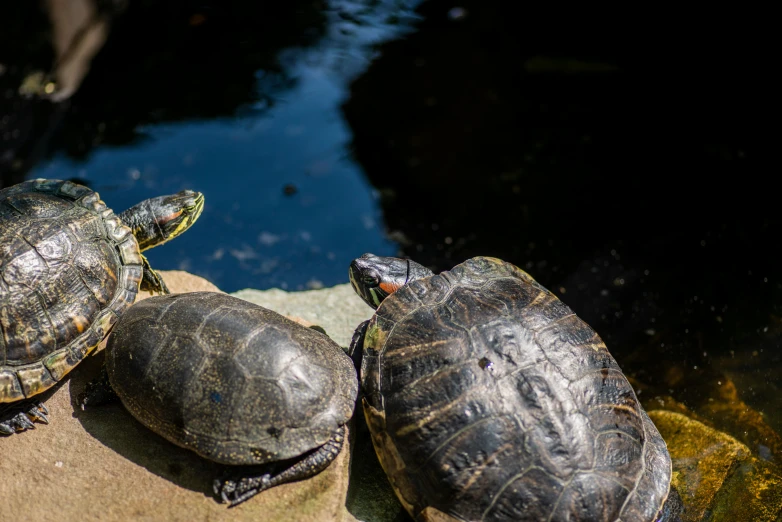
xmin=104 ymin=291 xmax=358 ymax=466
xmin=0 ymin=179 xmax=142 ymax=403
xmin=361 ymin=257 xmax=672 ymax=522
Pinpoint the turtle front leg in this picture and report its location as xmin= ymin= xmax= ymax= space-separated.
xmin=214 ymin=425 xmax=346 ymax=508
xmin=0 ymin=400 xmax=49 ymax=435
xmin=139 ymin=254 xmax=170 ymax=295
xmin=78 ymin=363 xmax=119 ymax=410
xmin=348 ymin=320 xmax=369 ymax=371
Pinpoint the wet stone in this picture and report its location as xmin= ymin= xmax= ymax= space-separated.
xmin=648 ymin=410 xmax=782 ymax=522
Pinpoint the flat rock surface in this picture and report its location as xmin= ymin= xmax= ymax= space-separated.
xmin=233 ymin=284 xmax=371 ymax=349
xmin=0 ymin=271 xmax=367 ymax=522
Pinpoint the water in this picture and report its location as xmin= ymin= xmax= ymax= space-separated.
xmin=14 ymin=0 xmax=424 ymax=292
xmin=29 ymin=79 xmax=395 ymax=292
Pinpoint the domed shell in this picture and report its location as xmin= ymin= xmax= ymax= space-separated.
xmin=104 ymin=291 xmax=359 ymax=466
xmin=360 ymin=256 xmax=672 ymax=522
xmin=1 ymin=179 xmax=142 ymax=403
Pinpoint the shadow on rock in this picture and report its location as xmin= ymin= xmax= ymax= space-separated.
xmin=69 ymin=350 xmax=224 ymax=498
xmin=345 ymin=407 xmax=413 ymax=522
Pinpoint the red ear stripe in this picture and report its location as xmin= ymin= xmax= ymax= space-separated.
xmin=379 ymin=281 xmax=401 ymax=295
xmin=156 ymin=209 xmax=183 ymax=226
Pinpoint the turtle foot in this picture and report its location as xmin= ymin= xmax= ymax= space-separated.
xmin=349 ymin=320 xmax=369 ymax=369
xmin=0 ymin=401 xmax=49 ymax=435
xmin=212 ymin=426 xmax=345 ymax=507
xmin=78 ymin=363 xmax=118 ymax=410
xmin=140 ymin=270 xmax=170 ymax=295
xmin=214 ymin=473 xmax=272 ymax=507
xmin=139 ymin=255 xmax=170 ymax=295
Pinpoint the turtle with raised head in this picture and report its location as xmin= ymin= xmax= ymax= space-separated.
xmin=79 ymin=291 xmax=358 ymax=507
xmin=348 ymin=254 xmax=683 ymax=522
xmin=0 ymin=178 xmax=204 ymax=435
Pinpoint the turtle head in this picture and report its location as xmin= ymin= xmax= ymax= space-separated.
xmin=349 ymin=253 xmax=433 ymax=309
xmin=120 ymin=190 xmax=205 ymax=250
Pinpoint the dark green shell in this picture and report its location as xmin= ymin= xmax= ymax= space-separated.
xmin=360 ymin=257 xmax=673 ymax=522
xmin=0 ymin=179 xmax=142 ymax=404
xmin=104 ymin=291 xmax=358 ymax=466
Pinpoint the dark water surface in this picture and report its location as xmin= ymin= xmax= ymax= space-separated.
xmin=3 ymin=0 xmax=422 ymax=291
xmin=2 ymin=0 xmax=779 ymax=516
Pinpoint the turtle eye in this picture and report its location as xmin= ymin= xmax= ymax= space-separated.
xmin=362 ymin=272 xmax=380 ymax=287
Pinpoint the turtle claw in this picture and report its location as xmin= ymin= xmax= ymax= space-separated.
xmin=17 ymin=414 xmax=35 ymax=430
xmin=0 ymin=409 xmax=37 ymax=434
xmin=27 ymin=403 xmax=50 ymax=424
xmin=214 ymin=474 xmax=271 ymax=507
xmin=29 ymin=409 xmax=49 ymax=424
xmin=213 ymin=478 xmax=232 ymax=500
xmin=0 ymin=400 xmax=50 ymax=435
xmin=230 ymin=487 xmax=263 ymax=508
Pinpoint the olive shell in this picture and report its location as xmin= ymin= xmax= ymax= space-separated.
xmin=1 ymin=179 xmax=141 ymax=403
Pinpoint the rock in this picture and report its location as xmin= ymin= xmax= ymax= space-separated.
xmin=130 ymin=271 xmax=316 ymax=334
xmin=0 ymin=271 xmax=360 ymax=522
xmin=633 ymin=372 xmax=782 ymax=465
xmin=141 ymin=269 xmax=222 ymax=296
xmin=649 ymin=410 xmax=782 ymax=522
xmin=233 ymin=283 xmax=371 ymax=350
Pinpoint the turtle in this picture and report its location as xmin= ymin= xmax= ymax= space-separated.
xmin=347 ymin=254 xmax=684 ymax=522
xmin=0 ymin=178 xmax=204 ymax=435
xmin=79 ymin=291 xmax=359 ymax=507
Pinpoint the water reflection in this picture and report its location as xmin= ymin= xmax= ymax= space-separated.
xmin=4 ymin=0 xmax=424 ymax=291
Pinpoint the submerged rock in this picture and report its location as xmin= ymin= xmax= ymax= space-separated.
xmin=639 ymin=370 xmax=782 ymax=462
xmin=649 ymin=410 xmax=782 ymax=522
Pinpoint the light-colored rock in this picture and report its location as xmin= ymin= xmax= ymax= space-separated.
xmin=0 ymin=271 xmax=361 ymax=522
xmin=649 ymin=410 xmax=782 ymax=522
xmin=142 ymin=269 xmax=222 ymax=296
xmin=232 ymin=283 xmax=372 ymax=349
xmin=137 ymin=270 xmax=316 ymax=328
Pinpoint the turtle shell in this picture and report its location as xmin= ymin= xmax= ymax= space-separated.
xmin=360 ymin=257 xmax=672 ymax=522
xmin=104 ymin=291 xmax=358 ymax=466
xmin=0 ymin=179 xmax=142 ymax=403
